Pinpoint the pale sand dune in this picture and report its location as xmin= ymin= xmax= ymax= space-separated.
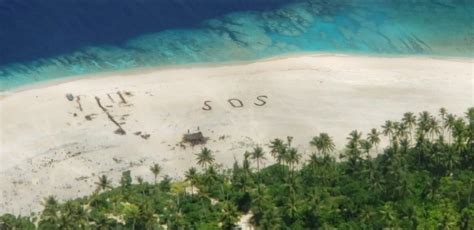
xmin=0 ymin=55 xmax=473 ymax=214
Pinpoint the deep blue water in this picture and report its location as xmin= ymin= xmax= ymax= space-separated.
xmin=0 ymin=0 xmax=473 ymax=90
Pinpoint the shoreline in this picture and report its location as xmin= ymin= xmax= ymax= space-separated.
xmin=1 ymin=52 xmax=472 ymax=97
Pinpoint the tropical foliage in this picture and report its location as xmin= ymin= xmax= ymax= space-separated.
xmin=1 ymin=107 xmax=473 ymax=229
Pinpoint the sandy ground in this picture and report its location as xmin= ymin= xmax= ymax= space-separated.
xmin=0 ymin=54 xmax=473 ymax=215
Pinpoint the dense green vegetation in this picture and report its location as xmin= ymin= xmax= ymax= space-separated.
xmin=1 ymin=107 xmax=473 ymax=229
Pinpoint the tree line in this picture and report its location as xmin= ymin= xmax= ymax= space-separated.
xmin=1 ymin=107 xmax=473 ymax=229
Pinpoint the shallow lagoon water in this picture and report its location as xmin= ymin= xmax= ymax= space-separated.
xmin=0 ymin=0 xmax=472 ymax=91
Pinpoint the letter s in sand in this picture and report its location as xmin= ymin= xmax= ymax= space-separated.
xmin=254 ymin=95 xmax=268 ymax=106
xmin=202 ymin=100 xmax=212 ymax=111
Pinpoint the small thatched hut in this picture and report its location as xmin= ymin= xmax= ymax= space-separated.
xmin=182 ymin=131 xmax=207 ymax=145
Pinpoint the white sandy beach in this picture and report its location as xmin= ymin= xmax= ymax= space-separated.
xmin=0 ymin=54 xmax=473 ymax=214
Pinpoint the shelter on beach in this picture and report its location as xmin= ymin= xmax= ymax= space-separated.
xmin=182 ymin=131 xmax=207 ymax=145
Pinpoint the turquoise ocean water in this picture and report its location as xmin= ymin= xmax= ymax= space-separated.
xmin=0 ymin=0 xmax=472 ymax=91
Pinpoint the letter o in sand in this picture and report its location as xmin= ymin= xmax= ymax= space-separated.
xmin=228 ymin=98 xmax=244 ymax=108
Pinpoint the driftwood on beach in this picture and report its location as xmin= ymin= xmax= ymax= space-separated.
xmin=117 ymin=91 xmax=127 ymax=104
xmin=66 ymin=93 xmax=74 ymax=101
xmin=76 ymin=96 xmax=83 ymax=111
xmin=95 ymin=96 xmax=126 ymax=135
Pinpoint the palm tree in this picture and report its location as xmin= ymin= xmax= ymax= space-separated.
xmin=251 ymin=146 xmax=266 ymax=192
xmin=368 ymin=128 xmax=381 ymax=153
xmin=439 ymin=107 xmax=447 ymax=120
xmin=66 ymin=202 xmax=89 ymax=228
xmin=444 ymin=151 xmax=459 ymax=175
xmin=393 ymin=179 xmax=412 ymax=199
xmin=120 ymin=170 xmax=132 ymax=188
xmin=251 ymin=187 xmax=268 ymax=224
xmin=196 ymin=147 xmax=215 ymax=169
xmin=466 ymin=107 xmax=474 ymax=145
xmin=344 ymin=130 xmax=363 ymax=173
xmin=417 ymin=111 xmax=431 ymax=134
xmin=251 ymin=146 xmax=266 ymax=174
xmin=42 ymin=196 xmax=58 ymax=214
xmin=379 ymin=203 xmax=396 ymax=228
xmin=348 ymin=130 xmax=363 ymax=143
xmin=243 ymin=151 xmax=251 ymax=175
xmin=400 ymin=138 xmax=410 ymax=154
xmin=439 ymin=107 xmax=447 ymax=136
xmin=220 ymin=201 xmax=239 ymax=229
xmin=122 ymin=203 xmax=140 ymax=230
xmin=310 ymin=133 xmax=336 ymax=155
xmin=203 ymin=165 xmax=219 ymax=190
xmin=284 ymin=147 xmax=301 ymax=191
xmin=167 ymin=207 xmax=185 ymax=228
xmin=428 ymin=117 xmax=441 ymax=141
xmin=308 ymin=153 xmax=320 ymax=171
xmin=43 ymin=195 xmax=58 ymax=206
xmin=286 ymin=136 xmax=294 ymax=147
xmin=95 ymin=175 xmax=112 ymax=192
xmin=269 ymin=138 xmax=285 ymax=161
xmin=141 ymin=201 xmax=159 ymax=229
xmin=360 ymin=209 xmax=375 ymax=226
xmin=310 ymin=135 xmax=321 ymax=154
xmin=285 ymin=192 xmax=300 ymax=221
xmin=268 ymin=139 xmax=287 ymax=176
xmin=260 ymin=206 xmax=282 ymax=229
xmin=40 ymin=196 xmax=60 ymax=228
xmin=359 ymin=139 xmax=373 ymax=158
xmin=276 ymin=147 xmax=288 ymax=168
xmin=444 ymin=114 xmax=456 ymax=143
xmin=362 ymin=158 xmax=376 ymax=181
xmin=184 ymin=167 xmax=198 ymax=196
xmin=382 ymin=120 xmax=394 ymax=144
xmin=466 ymin=107 xmax=474 ymax=121
xmin=451 ymin=118 xmax=468 ymax=154
xmin=285 ymin=147 xmax=301 ymax=173
xmin=369 ymin=172 xmax=384 ymax=194
xmin=438 ymin=108 xmax=449 ymax=142
xmin=402 ymin=112 xmax=417 ymax=143
xmin=395 ymin=122 xmax=409 ymax=142
xmin=150 ymin=163 xmax=162 ymax=184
